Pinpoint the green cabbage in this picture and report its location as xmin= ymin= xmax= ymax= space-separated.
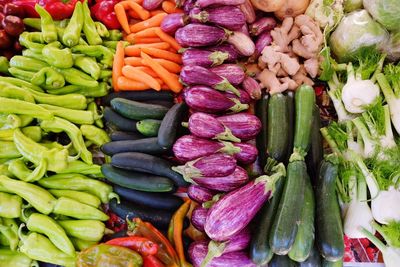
xmin=363 ymin=0 xmax=400 ymax=31
xmin=344 ymin=0 xmax=363 ymax=12
xmin=329 ymin=10 xmax=389 ymax=62
xmin=305 ymin=0 xmax=344 ymax=30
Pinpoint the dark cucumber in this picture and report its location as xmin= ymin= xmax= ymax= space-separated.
xmin=316 ymin=156 xmax=344 ymax=262
xmin=285 ymin=91 xmax=295 ymax=164
xmin=101 ymin=138 xmax=167 ymax=155
xmin=255 ymin=94 xmax=268 ymax=168
xmin=136 ymin=119 xmax=161 ymax=137
xmin=110 ymin=131 xmax=144 ymax=141
xmin=269 ymin=255 xmax=297 ymax=267
xmin=269 ymin=160 xmax=307 ymax=255
xmin=101 ymin=91 xmax=174 ymax=106
xmin=298 ymin=245 xmax=321 ymax=267
xmin=104 ymin=107 xmax=137 ymax=132
xmin=101 ymin=164 xmax=175 ymax=192
xmin=158 ymin=102 xmax=187 ymax=150
xmin=250 ymin=173 xmax=285 ymax=265
xmin=113 ymin=184 xmax=183 ymax=210
xmin=111 ymin=152 xmax=188 ymax=187
xmin=306 ymin=105 xmax=323 ymax=186
xmin=288 ymin=175 xmax=315 ymax=262
xmin=142 ymin=100 xmax=174 ymax=108
xmin=111 ymin=98 xmax=169 ymax=120
xmin=109 ymin=198 xmax=173 ymax=229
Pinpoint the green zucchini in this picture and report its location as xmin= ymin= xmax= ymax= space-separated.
xmin=110 ymin=131 xmax=144 ymax=141
xmin=250 ymin=173 xmax=285 ymax=265
xmin=101 ymin=91 xmax=174 ymax=106
xmin=101 ymin=138 xmax=167 ymax=155
xmin=158 ymin=102 xmax=187 ymax=149
xmin=285 ymin=91 xmax=295 ymax=164
xmin=136 ymin=119 xmax=161 ymax=137
xmin=288 ymin=175 xmax=315 ymax=262
xmin=255 ymin=94 xmax=268 ymax=168
xmin=104 ymin=107 xmax=137 ymax=132
xmin=110 ymin=98 xmax=169 ymax=120
xmin=316 ymin=155 xmax=344 ymax=262
xmin=298 ymin=245 xmax=321 ymax=267
xmin=322 ymin=258 xmax=343 ymax=267
xmin=269 ymin=255 xmax=297 ymax=267
xmin=306 ymin=105 xmax=323 ymax=186
xmin=269 ymin=160 xmax=307 ymax=255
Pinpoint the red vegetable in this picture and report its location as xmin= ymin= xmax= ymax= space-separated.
xmin=143 ymin=255 xmax=166 ymax=267
xmin=91 ymin=0 xmax=121 ymax=29
xmin=2 ymin=15 xmax=24 ymax=37
xmin=13 ymin=0 xmax=84 ymax=20
xmin=3 ymin=3 xmax=25 ymax=17
xmin=105 ymin=236 xmax=159 ymax=257
xmin=0 ymin=29 xmax=12 ymax=49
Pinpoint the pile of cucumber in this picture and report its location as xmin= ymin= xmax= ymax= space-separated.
xmin=99 ymin=91 xmax=188 ymax=229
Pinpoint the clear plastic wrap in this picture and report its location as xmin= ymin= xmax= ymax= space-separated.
xmin=363 ymin=0 xmax=400 ymax=31
xmin=380 ymin=31 xmax=400 ymax=62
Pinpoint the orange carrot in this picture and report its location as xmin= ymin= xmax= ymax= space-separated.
xmin=122 ymin=65 xmax=161 ymax=90
xmin=125 ymin=1 xmax=150 ymax=20
xmin=124 ymin=57 xmax=143 ymax=66
xmin=141 ymin=51 xmax=183 ymax=93
xmin=112 ymin=41 xmax=125 ymax=91
xmin=153 ymin=59 xmax=181 ymax=73
xmin=162 ymin=1 xmax=183 ymax=14
xmin=130 ymin=13 xmax=167 ymax=33
xmin=135 ymin=66 xmax=159 ymax=78
xmin=125 ymin=43 xmax=171 ymax=56
xmin=128 ymin=10 xmax=141 ymax=19
xmin=118 ymin=76 xmax=151 ymax=90
xmin=140 ymin=47 xmax=182 ymax=64
xmin=134 ymin=37 xmax=163 ymax=44
xmin=150 ymin=10 xmax=165 ymax=16
xmin=124 ymin=47 xmax=141 ymax=56
xmin=133 ymin=27 xmax=159 ymax=38
xmin=154 ymin=28 xmax=182 ymax=51
xmin=114 ymin=3 xmax=130 ymax=34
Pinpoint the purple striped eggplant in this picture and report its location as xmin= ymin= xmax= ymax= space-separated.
xmin=175 ymin=24 xmax=227 ymax=47
xmin=238 ymin=23 xmax=250 ymax=37
xmin=191 ymin=206 xmax=208 ymax=232
xmin=204 ymin=164 xmax=286 ymax=241
xmin=208 ymin=44 xmax=240 ymax=62
xmin=217 ymin=113 xmax=261 ymax=140
xmin=227 ymin=31 xmax=255 ymax=56
xmin=183 ymin=0 xmax=196 ymax=14
xmin=242 ymin=76 xmax=261 ymax=100
xmin=193 ymin=166 xmax=249 ymax=192
xmin=239 ymin=0 xmax=256 ymax=23
xmin=186 ymin=112 xmax=240 ymax=142
xmin=189 ymin=241 xmax=256 ymax=267
xmin=189 ymin=6 xmax=245 ymax=31
xmin=172 ymin=153 xmax=236 ymax=181
xmin=224 ymin=89 xmax=251 ymax=104
xmin=210 ymin=64 xmax=245 ymax=85
xmin=180 ymin=66 xmax=240 ymax=96
xmin=250 ymin=17 xmax=277 ymax=36
xmin=142 ymin=0 xmax=163 ymax=10
xmin=188 ymin=184 xmax=216 ymax=203
xmin=254 ymin=31 xmax=272 ymax=58
xmin=195 ymin=0 xmax=245 ymax=8
xmin=182 ymin=49 xmax=231 ymax=67
xmin=184 ymin=86 xmax=249 ymax=114
xmin=233 ymin=143 xmax=258 ymax=164
xmin=161 ymin=14 xmax=188 ymax=35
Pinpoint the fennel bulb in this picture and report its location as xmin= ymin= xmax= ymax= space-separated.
xmin=371 ymin=187 xmax=400 ymax=225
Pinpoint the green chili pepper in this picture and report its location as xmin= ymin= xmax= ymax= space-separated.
xmin=58 ymin=220 xmax=106 ymax=242
xmin=19 ymin=115 xmax=34 ymax=128
xmin=0 ymin=97 xmax=53 ymax=120
xmin=35 ymin=4 xmax=57 ymax=43
xmin=21 ymin=49 xmax=42 ymax=62
xmin=0 ymin=192 xmax=22 ymax=218
xmin=44 ymin=84 xmax=80 ymax=95
xmin=87 ymin=102 xmax=104 ymax=128
xmin=0 ymin=141 xmax=21 ymax=159
xmin=40 ymin=117 xmax=93 ymax=164
xmin=45 ymin=82 xmax=109 ymax=97
xmin=0 ymin=233 xmax=10 ymax=246
xmin=100 ymin=69 xmax=112 ymax=80
xmin=8 ymin=67 xmax=35 ymax=82
xmin=49 ymin=190 xmax=101 ymax=208
xmin=0 ymin=218 xmax=19 ymax=251
xmin=23 ymin=18 xmax=41 ymax=30
xmin=57 ymin=67 xmax=99 ymax=88
xmin=0 ymin=164 xmax=14 ymax=178
xmin=22 ymin=126 xmax=42 ymax=142
xmin=55 ymin=161 xmax=103 ymax=177
xmin=19 ymin=231 xmax=76 ymax=267
xmin=74 ymin=56 xmax=101 ymax=80
xmin=42 ymin=43 xmax=74 ymax=69
xmin=39 ymin=104 xmax=94 ymax=125
xmin=70 ymin=237 xmax=98 ymax=251
xmin=58 ymin=19 xmax=70 ymax=28
xmin=31 ymin=67 xmax=66 ymax=89
xmin=80 ymin=125 xmax=110 ymax=146
xmin=71 ymin=45 xmax=114 ymax=67
xmin=0 ymin=114 xmax=20 ymax=130
xmin=0 ymin=248 xmax=36 ymax=267
xmin=7 ymin=158 xmax=47 ymax=182
xmin=0 ymin=56 xmax=9 ymax=74
xmin=18 ymin=32 xmax=45 ymax=52
xmin=53 ymin=197 xmax=109 ymax=221
xmin=94 ymin=21 xmax=110 ymax=38
xmin=0 ymin=82 xmax=34 ymax=103
xmin=9 ymin=56 xmax=48 ymax=72
xmin=82 ymin=0 xmax=102 ymax=45
xmin=38 ymin=173 xmax=118 ymax=204
xmin=62 ymin=1 xmax=84 ymax=47
xmin=107 ymin=30 xmax=123 ymax=41
xmin=26 ymin=213 xmax=75 ymax=256
xmin=0 ymin=77 xmax=43 ymax=92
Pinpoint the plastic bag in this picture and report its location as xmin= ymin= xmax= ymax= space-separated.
xmin=363 ymin=0 xmax=400 ymax=31
xmin=380 ymin=31 xmax=400 ymax=62
xmin=305 ymin=0 xmax=344 ymax=30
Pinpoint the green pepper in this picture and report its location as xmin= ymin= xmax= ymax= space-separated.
xmin=62 ymin=1 xmax=84 ymax=47
xmin=40 ymin=117 xmax=93 ymax=164
xmin=21 ymin=49 xmax=43 ymax=62
xmin=45 ymin=82 xmax=109 ymax=97
xmin=0 ymin=114 xmax=21 ymax=130
xmin=82 ymin=0 xmax=102 ymax=45
xmin=57 ymin=67 xmax=99 ymax=88
xmin=58 ymin=220 xmax=106 ymax=242
xmin=0 ymin=175 xmax=56 ymax=214
xmin=0 ymin=248 xmax=35 ymax=267
xmin=0 ymin=127 xmax=42 ymax=143
xmin=74 ymin=56 xmax=101 ymax=80
xmin=80 ymin=125 xmax=110 ymax=146
xmin=0 ymin=218 xmax=18 ymax=251
xmin=42 ymin=43 xmax=74 ymax=69
xmin=71 ymin=45 xmax=114 ymax=67
xmin=18 ymin=32 xmax=45 ymax=52
xmin=8 ymin=67 xmax=35 ymax=82
xmin=31 ymin=67 xmax=66 ymax=89
xmin=55 ymin=161 xmax=104 ymax=177
xmin=0 ymin=56 xmax=9 ymax=74
xmin=0 ymin=77 xmax=43 ymax=92
xmin=0 ymin=82 xmax=35 ymax=103
xmin=53 ymin=197 xmax=109 ymax=221
xmin=0 ymin=141 xmax=21 ymax=159
xmin=94 ymin=22 xmax=110 ymax=38
xmin=9 ymin=56 xmax=48 ymax=72
xmin=7 ymin=158 xmax=47 ymax=182
xmin=19 ymin=232 xmax=76 ymax=267
xmin=100 ymin=69 xmax=112 ymax=80
xmin=87 ymin=101 xmax=103 ymax=128
xmin=0 ymin=164 xmax=14 ymax=178
xmin=39 ymin=104 xmax=95 ymax=125
xmin=107 ymin=30 xmax=123 ymax=41
xmin=35 ymin=4 xmax=57 ymax=43
xmin=71 ymin=237 xmax=98 ymax=251
xmin=49 ymin=189 xmax=101 ymax=208
xmin=0 ymin=192 xmax=22 ymax=218
xmin=0 ymin=97 xmax=53 ymax=120
xmin=0 ymin=234 xmax=10 ymax=246
xmin=38 ymin=173 xmax=117 ymax=204
xmin=44 ymin=84 xmax=80 ymax=95
xmin=23 ymin=18 xmax=41 ymax=30
xmin=26 ymin=213 xmax=75 ymax=256
xmin=13 ymin=128 xmax=69 ymax=173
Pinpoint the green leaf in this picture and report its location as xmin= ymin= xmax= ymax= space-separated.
xmin=319 ymin=47 xmax=335 ymax=81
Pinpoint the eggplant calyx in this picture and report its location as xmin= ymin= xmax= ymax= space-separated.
xmin=214 ymin=126 xmax=240 ymax=143
xmin=171 ymin=161 xmax=202 ymax=180
xmin=200 ymin=240 xmax=227 ymax=267
xmin=209 ymin=51 xmax=229 ymax=67
xmin=191 ymin=11 xmax=209 ymax=23
xmin=219 ymin=141 xmax=241 ymax=155
xmin=255 ymin=163 xmax=286 ymax=195
xmin=214 ymin=79 xmax=240 ymax=96
xmin=228 ymin=97 xmax=249 ymax=113
xmin=202 ymin=193 xmax=222 ymax=209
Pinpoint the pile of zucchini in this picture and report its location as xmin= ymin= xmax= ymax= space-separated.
xmin=251 ymin=85 xmax=344 ymax=266
xmin=100 ymin=91 xmax=188 ymax=229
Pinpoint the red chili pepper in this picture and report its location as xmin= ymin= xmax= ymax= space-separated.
xmin=143 ymin=255 xmax=166 ymax=267
xmin=91 ymin=0 xmax=120 ymax=29
xmin=105 ymin=236 xmax=159 ymax=257
xmin=11 ymin=0 xmax=38 ymax=18
xmin=12 ymin=0 xmax=84 ymax=20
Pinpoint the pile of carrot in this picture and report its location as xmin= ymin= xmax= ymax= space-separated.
xmin=112 ymin=0 xmax=183 ymax=93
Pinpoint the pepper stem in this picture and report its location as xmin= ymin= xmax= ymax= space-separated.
xmin=31 ymin=261 xmax=39 ymax=267
xmin=109 ymin=192 xmax=120 ymax=204
xmin=17 ymin=223 xmax=28 ymax=243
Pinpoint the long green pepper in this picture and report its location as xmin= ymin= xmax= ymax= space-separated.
xmin=0 ymin=97 xmax=53 ymax=120
xmin=7 ymin=158 xmax=47 ymax=182
xmin=0 ymin=248 xmax=36 ymax=267
xmin=57 ymin=67 xmax=99 ymax=88
xmin=35 ymin=4 xmax=57 ymax=43
xmin=39 ymin=104 xmax=95 ymax=125
xmin=58 ymin=220 xmax=106 ymax=242
xmin=49 ymin=189 xmax=101 ymax=208
xmin=0 ymin=192 xmax=22 ymax=218
xmin=80 ymin=125 xmax=110 ymax=146
xmin=82 ymin=0 xmax=102 ymax=45
xmin=74 ymin=56 xmax=101 ymax=80
xmin=31 ymin=67 xmax=66 ymax=89
xmin=0 ymin=218 xmax=19 ymax=251
xmin=62 ymin=1 xmax=84 ymax=47
xmin=9 ymin=56 xmax=48 ymax=72
xmin=53 ymin=197 xmax=109 ymax=221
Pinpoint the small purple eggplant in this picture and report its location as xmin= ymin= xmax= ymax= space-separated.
xmin=238 ymin=23 xmax=250 ymax=37
xmin=239 ymin=0 xmax=256 ymax=23
xmin=254 ymin=31 xmax=272 ymax=58
xmin=250 ymin=17 xmax=277 ymax=36
xmin=210 ymin=64 xmax=245 ymax=85
xmin=191 ymin=206 xmax=208 ymax=232
xmin=217 ymin=113 xmax=261 ymax=140
xmin=208 ymin=44 xmax=240 ymax=62
xmin=204 ymin=164 xmax=286 ymax=241
xmin=176 ymin=24 xmax=227 ymax=47
xmin=224 ymin=89 xmax=251 ymax=104
xmin=182 ymin=49 xmax=230 ymax=67
xmin=242 ymin=76 xmax=262 ymax=100
xmin=189 ymin=241 xmax=256 ymax=267
xmin=195 ymin=0 xmax=245 ymax=8
xmin=188 ymin=184 xmax=216 ymax=203
xmin=186 ymin=112 xmax=240 ymax=142
xmin=184 ymin=86 xmax=249 ymax=114
xmin=172 ymin=153 xmax=237 ymax=181
xmin=233 ymin=142 xmax=258 ymax=164
xmin=183 ymin=0 xmax=196 ymax=13
xmin=180 ymin=66 xmax=240 ymax=96
xmin=227 ymin=31 xmax=255 ymax=56
xmin=142 ymin=0 xmax=163 ymax=10
xmin=161 ymin=14 xmax=188 ymax=35
xmin=189 ymin=6 xmax=245 ymax=31
xmin=193 ymin=166 xmax=249 ymax=192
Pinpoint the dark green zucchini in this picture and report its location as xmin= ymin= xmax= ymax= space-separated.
xmin=101 ymin=91 xmax=174 ymax=106
xmin=158 ymin=102 xmax=187 ymax=149
xmin=101 ymin=138 xmax=167 ymax=155
xmin=322 ymin=259 xmax=343 ymax=267
xmin=298 ymin=245 xmax=321 ymax=267
xmin=104 ymin=107 xmax=137 ymax=132
xmin=111 ymin=152 xmax=188 ymax=187
xmin=316 ymin=155 xmax=344 ymax=262
xmin=136 ymin=119 xmax=161 ymax=137
xmin=101 ymin=164 xmax=175 ymax=192
xmin=306 ymin=105 xmax=323 ymax=186
xmin=269 ymin=255 xmax=297 ymax=267
xmin=255 ymin=94 xmax=268 ymax=169
xmin=113 ymin=185 xmax=183 ymax=210
xmin=285 ymin=91 xmax=295 ymax=164
xmin=110 ymin=131 xmax=144 ymax=141
xmin=250 ymin=173 xmax=285 ymax=265
xmin=142 ymin=100 xmax=174 ymax=108
xmin=110 ymin=98 xmax=169 ymax=120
